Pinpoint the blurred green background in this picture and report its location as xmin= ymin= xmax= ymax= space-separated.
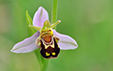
xmin=0 ymin=0 xmax=113 ymax=71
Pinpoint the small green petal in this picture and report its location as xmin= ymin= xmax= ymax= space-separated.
xmin=50 ymin=20 xmax=61 ymax=28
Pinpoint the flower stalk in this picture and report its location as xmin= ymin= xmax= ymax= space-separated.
xmin=51 ymin=0 xmax=58 ymax=29
xmin=40 ymin=0 xmax=58 ymax=71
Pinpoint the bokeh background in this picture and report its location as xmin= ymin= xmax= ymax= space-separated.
xmin=0 ymin=0 xmax=113 ymax=71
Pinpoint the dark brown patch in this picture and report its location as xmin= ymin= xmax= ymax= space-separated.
xmin=40 ymin=38 xmax=60 ymax=59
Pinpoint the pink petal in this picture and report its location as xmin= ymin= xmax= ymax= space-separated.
xmin=11 ymin=31 xmax=40 ymax=53
xmin=53 ymin=30 xmax=78 ymax=50
xmin=33 ymin=6 xmax=49 ymax=27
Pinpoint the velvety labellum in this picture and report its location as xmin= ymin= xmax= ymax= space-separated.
xmin=40 ymin=36 xmax=60 ymax=59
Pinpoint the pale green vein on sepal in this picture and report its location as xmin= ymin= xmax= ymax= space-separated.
xmin=61 ymin=41 xmax=78 ymax=46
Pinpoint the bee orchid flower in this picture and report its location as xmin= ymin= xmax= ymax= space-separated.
xmin=11 ymin=7 xmax=78 ymax=59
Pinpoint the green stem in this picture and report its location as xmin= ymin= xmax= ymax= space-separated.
xmin=34 ymin=49 xmax=43 ymax=68
xmin=34 ymin=50 xmax=49 ymax=71
xmin=40 ymin=59 xmax=49 ymax=71
xmin=51 ymin=0 xmax=58 ymax=27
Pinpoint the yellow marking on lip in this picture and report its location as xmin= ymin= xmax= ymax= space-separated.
xmin=52 ymin=52 xmax=56 ymax=55
xmin=46 ymin=52 xmax=50 ymax=56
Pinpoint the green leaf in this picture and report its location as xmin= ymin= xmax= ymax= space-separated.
xmin=26 ymin=10 xmax=37 ymax=36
